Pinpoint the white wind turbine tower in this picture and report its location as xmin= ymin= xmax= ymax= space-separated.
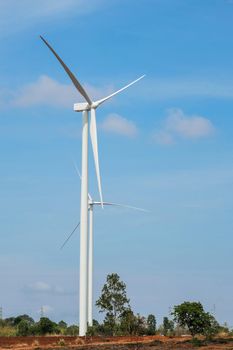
xmin=60 ymin=165 xmax=148 ymax=327
xmin=40 ymin=36 xmax=145 ymax=336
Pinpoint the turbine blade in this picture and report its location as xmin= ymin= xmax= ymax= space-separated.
xmin=72 ymin=161 xmax=92 ymax=201
xmin=40 ymin=36 xmax=92 ymax=105
xmin=60 ymin=222 xmax=80 ymax=250
xmin=95 ymin=75 xmax=145 ymax=107
xmin=73 ymin=161 xmax=82 ymax=180
xmin=90 ymin=108 xmax=103 ymax=208
xmin=93 ymin=201 xmax=149 ymax=212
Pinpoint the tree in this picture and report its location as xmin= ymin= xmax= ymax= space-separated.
xmin=134 ymin=314 xmax=147 ymax=335
xmin=96 ymin=273 xmax=130 ymax=334
xmin=37 ymin=317 xmax=56 ymax=335
xmin=203 ymin=313 xmax=220 ymax=339
xmin=146 ymin=314 xmax=156 ymax=335
xmin=14 ymin=314 xmax=34 ymax=326
xmin=163 ymin=317 xmax=174 ymax=336
xmin=58 ymin=320 xmax=67 ymax=334
xmin=120 ymin=309 xmax=137 ymax=335
xmin=4 ymin=317 xmax=15 ymax=327
xmin=58 ymin=320 xmax=67 ymax=329
xmin=172 ymin=301 xmax=216 ymax=337
xmin=17 ymin=320 xmax=30 ymax=336
xmin=64 ymin=325 xmax=79 ymax=336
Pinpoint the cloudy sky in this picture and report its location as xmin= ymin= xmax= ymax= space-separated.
xmin=0 ymin=0 xmax=233 ymax=326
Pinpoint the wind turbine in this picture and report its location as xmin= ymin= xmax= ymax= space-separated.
xmin=61 ymin=164 xmax=148 ymax=327
xmin=40 ymin=36 xmax=145 ymax=335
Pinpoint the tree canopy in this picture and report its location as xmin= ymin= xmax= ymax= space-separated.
xmin=172 ymin=301 xmax=219 ymax=337
xmin=96 ymin=273 xmax=130 ymax=334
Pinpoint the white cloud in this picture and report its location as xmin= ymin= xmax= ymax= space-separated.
xmin=166 ymin=108 xmax=215 ymax=138
xmin=84 ymin=82 xmax=113 ymax=102
xmin=12 ymin=75 xmax=77 ymax=108
xmin=152 ymin=130 xmax=174 ymax=145
xmin=101 ymin=113 xmax=138 ymax=137
xmin=4 ymin=75 xmax=233 ymax=111
xmin=26 ymin=281 xmax=66 ymax=295
xmin=4 ymin=75 xmax=115 ymax=109
xmin=27 ymin=281 xmax=52 ymax=292
xmin=153 ymin=108 xmax=215 ymax=145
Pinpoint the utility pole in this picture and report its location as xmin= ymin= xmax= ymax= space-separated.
xmin=0 ymin=306 xmax=2 ymax=320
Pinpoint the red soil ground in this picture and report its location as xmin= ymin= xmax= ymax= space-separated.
xmin=0 ymin=335 xmax=232 ymax=350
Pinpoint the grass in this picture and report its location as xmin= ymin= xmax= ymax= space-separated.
xmin=0 ymin=326 xmax=17 ymax=336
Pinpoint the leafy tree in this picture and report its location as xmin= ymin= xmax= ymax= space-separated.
xmin=135 ymin=314 xmax=147 ymax=335
xmin=4 ymin=317 xmax=15 ymax=326
xmin=57 ymin=320 xmax=67 ymax=334
xmin=163 ymin=317 xmax=174 ymax=336
xmin=64 ymin=325 xmax=79 ymax=336
xmin=87 ymin=320 xmax=107 ymax=336
xmin=37 ymin=317 xmax=56 ymax=335
xmin=17 ymin=320 xmax=31 ymax=336
xmin=96 ymin=273 xmax=130 ymax=334
xmin=120 ymin=309 xmax=137 ymax=335
xmin=146 ymin=314 xmax=156 ymax=335
xmin=172 ymin=301 xmax=217 ymax=337
xmin=203 ymin=313 xmax=220 ymax=339
xmin=58 ymin=320 xmax=67 ymax=329
xmin=14 ymin=314 xmax=34 ymax=326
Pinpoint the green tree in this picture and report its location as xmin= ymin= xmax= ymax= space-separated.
xmin=4 ymin=317 xmax=15 ymax=327
xmin=146 ymin=314 xmax=156 ymax=335
xmin=58 ymin=320 xmax=67 ymax=329
xmin=172 ymin=301 xmax=217 ymax=337
xmin=65 ymin=325 xmax=79 ymax=336
xmin=163 ymin=317 xmax=174 ymax=336
xmin=58 ymin=320 xmax=67 ymax=334
xmin=203 ymin=313 xmax=220 ymax=339
xmin=17 ymin=320 xmax=30 ymax=336
xmin=120 ymin=309 xmax=137 ymax=335
xmin=14 ymin=314 xmax=34 ymax=326
xmin=37 ymin=317 xmax=56 ymax=335
xmin=134 ymin=314 xmax=147 ymax=335
xmin=96 ymin=273 xmax=130 ymax=334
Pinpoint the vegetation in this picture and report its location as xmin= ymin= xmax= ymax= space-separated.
xmin=95 ymin=273 xmax=156 ymax=336
xmin=0 ymin=315 xmax=78 ymax=337
xmin=0 ymin=273 xmax=228 ymax=339
xmin=162 ymin=316 xmax=174 ymax=336
xmin=172 ymin=301 xmax=220 ymax=338
xmin=96 ymin=273 xmax=130 ymax=334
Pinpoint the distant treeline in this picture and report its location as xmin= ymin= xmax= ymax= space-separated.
xmin=0 ymin=273 xmax=230 ymax=338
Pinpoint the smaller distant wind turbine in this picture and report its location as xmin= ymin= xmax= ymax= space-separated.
xmin=61 ymin=164 xmax=148 ymax=326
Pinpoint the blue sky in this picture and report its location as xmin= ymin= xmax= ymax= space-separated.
xmin=0 ymin=0 xmax=233 ymax=326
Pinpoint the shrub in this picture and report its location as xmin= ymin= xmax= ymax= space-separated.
xmin=57 ymin=338 xmax=66 ymax=346
xmin=17 ymin=320 xmax=31 ymax=336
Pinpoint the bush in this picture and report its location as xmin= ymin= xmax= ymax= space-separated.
xmin=190 ymin=338 xmax=205 ymax=347
xmin=64 ymin=325 xmax=79 ymax=336
xmin=17 ymin=320 xmax=31 ymax=336
xmin=37 ymin=317 xmax=56 ymax=335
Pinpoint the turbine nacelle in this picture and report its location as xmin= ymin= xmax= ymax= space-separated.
xmin=74 ymin=101 xmax=101 ymax=112
xmin=74 ymin=102 xmax=90 ymax=112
